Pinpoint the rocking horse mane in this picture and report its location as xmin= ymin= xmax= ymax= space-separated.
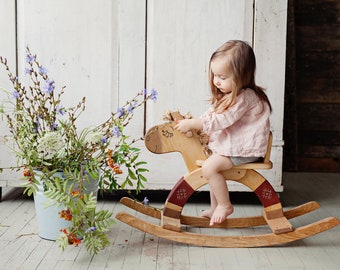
xmin=144 ymin=111 xmax=207 ymax=172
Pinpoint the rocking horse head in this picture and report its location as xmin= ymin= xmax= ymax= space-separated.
xmin=144 ymin=111 xmax=208 ymax=172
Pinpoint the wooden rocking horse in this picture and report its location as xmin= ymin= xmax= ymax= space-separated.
xmin=116 ymin=112 xmax=340 ymax=247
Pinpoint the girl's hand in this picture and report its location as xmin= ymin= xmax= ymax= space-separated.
xmin=175 ymin=118 xmax=203 ymax=133
xmin=175 ymin=119 xmax=191 ymax=133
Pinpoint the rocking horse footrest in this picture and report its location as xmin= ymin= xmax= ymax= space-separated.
xmin=161 ymin=212 xmax=181 ymax=232
xmin=263 ymin=212 xmax=294 ymax=234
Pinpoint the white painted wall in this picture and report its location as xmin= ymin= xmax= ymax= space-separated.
xmin=0 ymin=0 xmax=287 ymax=191
xmin=0 ymin=0 xmax=18 ymax=187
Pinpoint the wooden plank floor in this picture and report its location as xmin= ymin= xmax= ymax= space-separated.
xmin=0 ymin=172 xmax=339 ymax=270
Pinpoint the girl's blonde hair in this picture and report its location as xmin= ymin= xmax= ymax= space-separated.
xmin=208 ymin=40 xmax=272 ymax=112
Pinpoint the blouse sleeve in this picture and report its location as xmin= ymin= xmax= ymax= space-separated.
xmin=200 ymin=91 xmax=253 ymax=134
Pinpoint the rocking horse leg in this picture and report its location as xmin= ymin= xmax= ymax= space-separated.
xmin=162 ymin=176 xmax=195 ymax=231
xmin=228 ymin=169 xmax=294 ymax=234
xmin=162 ymin=168 xmax=210 ymax=231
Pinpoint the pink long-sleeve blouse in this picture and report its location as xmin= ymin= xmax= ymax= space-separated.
xmin=200 ymin=88 xmax=271 ymax=157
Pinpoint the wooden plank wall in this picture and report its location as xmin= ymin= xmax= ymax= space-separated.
xmin=284 ymin=0 xmax=340 ymax=172
xmin=0 ymin=0 xmax=18 ymax=188
xmin=0 ymin=0 xmax=288 ymax=191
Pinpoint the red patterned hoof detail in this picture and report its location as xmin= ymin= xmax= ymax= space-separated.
xmin=167 ymin=177 xmax=195 ymax=207
xmin=254 ymin=180 xmax=280 ymax=207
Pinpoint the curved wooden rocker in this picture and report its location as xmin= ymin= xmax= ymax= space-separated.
xmin=116 ymin=112 xmax=340 ymax=247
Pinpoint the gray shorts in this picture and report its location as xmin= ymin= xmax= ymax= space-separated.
xmin=230 ymin=156 xmax=260 ymax=166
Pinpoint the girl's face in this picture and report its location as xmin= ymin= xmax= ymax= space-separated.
xmin=210 ymin=57 xmax=234 ymax=95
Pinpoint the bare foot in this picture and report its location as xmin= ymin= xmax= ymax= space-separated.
xmin=201 ymin=208 xmax=215 ymax=219
xmin=209 ymin=205 xmax=234 ymax=226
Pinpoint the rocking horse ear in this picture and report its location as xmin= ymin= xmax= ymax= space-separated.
xmin=170 ymin=111 xmax=185 ymax=121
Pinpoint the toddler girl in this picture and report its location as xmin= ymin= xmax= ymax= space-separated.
xmin=175 ymin=40 xmax=272 ymax=226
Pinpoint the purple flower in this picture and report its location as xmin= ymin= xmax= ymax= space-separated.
xmin=150 ymin=88 xmax=158 ymax=102
xmin=127 ymin=101 xmax=137 ymax=113
xmin=117 ymin=107 xmax=125 ymax=118
xmin=39 ymin=66 xmax=48 ymax=76
xmin=142 ymin=88 xmax=147 ymax=96
xmin=111 ymin=126 xmax=121 ymax=138
xmin=24 ymin=68 xmax=32 ymax=75
xmin=85 ymin=227 xmax=96 ymax=234
xmin=12 ymin=91 xmax=19 ymax=99
xmin=56 ymin=105 xmax=65 ymax=115
xmin=43 ymin=79 xmax=55 ymax=94
xmin=143 ymin=197 xmax=149 ymax=205
xmin=101 ymin=137 xmax=108 ymax=144
xmin=25 ymin=54 xmax=36 ymax=63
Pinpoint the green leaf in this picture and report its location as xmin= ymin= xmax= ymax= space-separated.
xmin=139 ymin=175 xmax=147 ymax=182
xmin=135 ymin=161 xmax=147 ymax=166
xmin=137 ymin=168 xmax=149 ymax=173
xmin=128 ymin=168 xmax=137 ymax=180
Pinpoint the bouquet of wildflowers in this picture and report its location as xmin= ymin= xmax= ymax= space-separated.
xmin=0 ymin=47 xmax=157 ymax=254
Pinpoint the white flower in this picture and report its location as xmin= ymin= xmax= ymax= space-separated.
xmin=36 ymin=132 xmax=65 ymax=159
xmin=86 ymin=131 xmax=102 ymax=145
